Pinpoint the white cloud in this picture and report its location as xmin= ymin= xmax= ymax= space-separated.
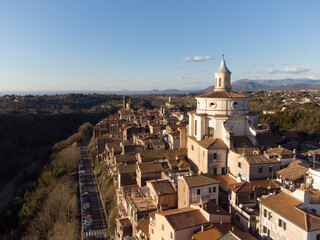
xmin=243 ymin=70 xmax=251 ymax=74
xmin=307 ymin=72 xmax=320 ymax=79
xmin=263 ymin=67 xmax=310 ymax=75
xmin=182 ymin=55 xmax=213 ymax=62
xmin=295 ymin=48 xmax=306 ymax=51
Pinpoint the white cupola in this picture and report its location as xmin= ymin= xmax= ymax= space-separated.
xmin=214 ymin=55 xmax=231 ymax=91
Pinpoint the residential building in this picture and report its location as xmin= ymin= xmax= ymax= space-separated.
xmin=276 ymin=160 xmax=309 ymax=191
xmin=146 ymin=179 xmax=177 ymax=210
xmin=150 ymin=207 xmax=208 ymax=240
xmin=178 ymin=174 xmax=219 ymax=208
xmin=259 ymin=189 xmax=320 ymax=240
xmin=136 ymin=162 xmax=164 ymax=187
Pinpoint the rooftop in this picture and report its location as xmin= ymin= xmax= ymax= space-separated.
xmin=260 ymin=192 xmax=320 ymax=231
xmin=137 ymin=162 xmax=164 ymax=174
xmin=157 ymin=207 xmax=208 ymax=231
xmin=276 ymin=162 xmax=308 ymax=181
xmin=118 ymin=164 xmax=136 ymax=174
xmin=117 ymin=217 xmax=131 ymax=228
xmin=148 ymin=179 xmax=176 ymax=195
xmin=212 ymin=224 xmax=257 ymax=240
xmin=183 ymin=174 xmax=220 ymax=188
xmin=192 ymin=225 xmax=222 ymax=240
xmin=139 ymin=148 xmax=187 ymax=160
xmin=212 ymin=175 xmax=237 ymax=191
xmin=136 ymin=218 xmax=150 ymax=237
xmin=198 ymin=137 xmax=228 ymax=149
xmin=197 ymin=91 xmax=248 ymax=99
xmin=191 ymin=200 xmax=230 ymax=216
xmin=265 ymin=146 xmax=294 ymax=157
xmin=229 ymin=179 xmax=280 ymax=193
xmin=244 ymin=154 xmax=280 ymax=165
xmin=126 ymin=186 xmax=157 ymax=212
xmin=188 ymin=136 xmax=228 ymax=149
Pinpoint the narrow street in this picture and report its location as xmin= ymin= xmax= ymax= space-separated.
xmin=80 ymin=142 xmax=108 ymax=240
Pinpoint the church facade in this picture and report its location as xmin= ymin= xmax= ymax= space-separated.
xmin=187 ymin=56 xmax=259 ymax=175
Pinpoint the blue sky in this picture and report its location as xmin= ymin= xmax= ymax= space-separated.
xmin=0 ymin=0 xmax=319 ymax=91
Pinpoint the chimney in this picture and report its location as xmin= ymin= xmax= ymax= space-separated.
xmin=201 ymin=225 xmax=204 ymax=232
xmin=278 ymin=145 xmax=281 ymax=148
xmin=220 ymin=221 xmax=222 ymax=225
xmin=231 ymin=226 xmax=234 ymax=232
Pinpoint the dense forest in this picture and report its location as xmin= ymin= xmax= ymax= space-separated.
xmin=0 ymin=122 xmax=92 ymax=239
xmin=260 ymin=103 xmax=320 ymax=135
xmin=0 ymin=113 xmax=108 ymax=186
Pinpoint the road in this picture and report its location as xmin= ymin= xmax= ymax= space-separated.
xmin=80 ymin=142 xmax=108 ymax=239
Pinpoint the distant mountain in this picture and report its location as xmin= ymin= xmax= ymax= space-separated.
xmin=200 ymin=78 xmax=320 ymax=92
xmin=232 ymin=82 xmax=269 ymax=92
xmin=202 ymin=86 xmax=214 ymax=93
xmin=233 ymin=78 xmax=320 ymax=87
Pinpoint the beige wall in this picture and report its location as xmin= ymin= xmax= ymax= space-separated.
xmin=188 ymin=136 xmax=227 ymax=175
xmin=178 ymin=177 xmax=190 ymax=208
xmin=146 ymin=181 xmax=177 ymax=209
xmin=151 ymin=213 xmax=205 ymax=240
xmin=178 ymin=177 xmax=219 ymax=207
xmin=258 ymin=204 xmax=320 ymax=240
xmin=151 ymin=214 xmax=175 ymax=240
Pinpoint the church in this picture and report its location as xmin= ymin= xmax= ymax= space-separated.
xmin=187 ymin=56 xmax=260 ymax=176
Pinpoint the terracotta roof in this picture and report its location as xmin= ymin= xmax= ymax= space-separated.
xmin=188 ymin=136 xmax=228 ymax=149
xmin=276 ymin=163 xmax=308 ymax=181
xmin=184 ymin=174 xmax=220 ymax=188
xmin=139 ymin=149 xmax=187 ymax=160
xmin=149 ymin=179 xmax=176 ymax=195
xmin=115 ymin=154 xmax=137 ymax=164
xmin=137 ymin=162 xmax=164 ymax=174
xmin=136 ymin=218 xmax=150 ymax=236
xmin=191 ymin=201 xmax=230 ymax=216
xmin=229 ymin=179 xmax=280 ymax=193
xmin=197 ymin=91 xmax=248 ymax=99
xmin=157 ymin=207 xmax=208 ymax=231
xmin=212 ymin=175 xmax=237 ymax=191
xmin=192 ymin=225 xmax=222 ymax=240
xmin=212 ymin=224 xmax=257 ymax=240
xmin=244 ymin=154 xmax=280 ymax=165
xmin=199 ymin=137 xmax=228 ymax=149
xmin=118 ymin=164 xmax=136 ymax=174
xmin=117 ymin=217 xmax=131 ymax=228
xmin=265 ymin=147 xmax=294 ymax=156
xmin=260 ymin=192 xmax=320 ymax=231
xmin=232 ymin=136 xmax=254 ymax=148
